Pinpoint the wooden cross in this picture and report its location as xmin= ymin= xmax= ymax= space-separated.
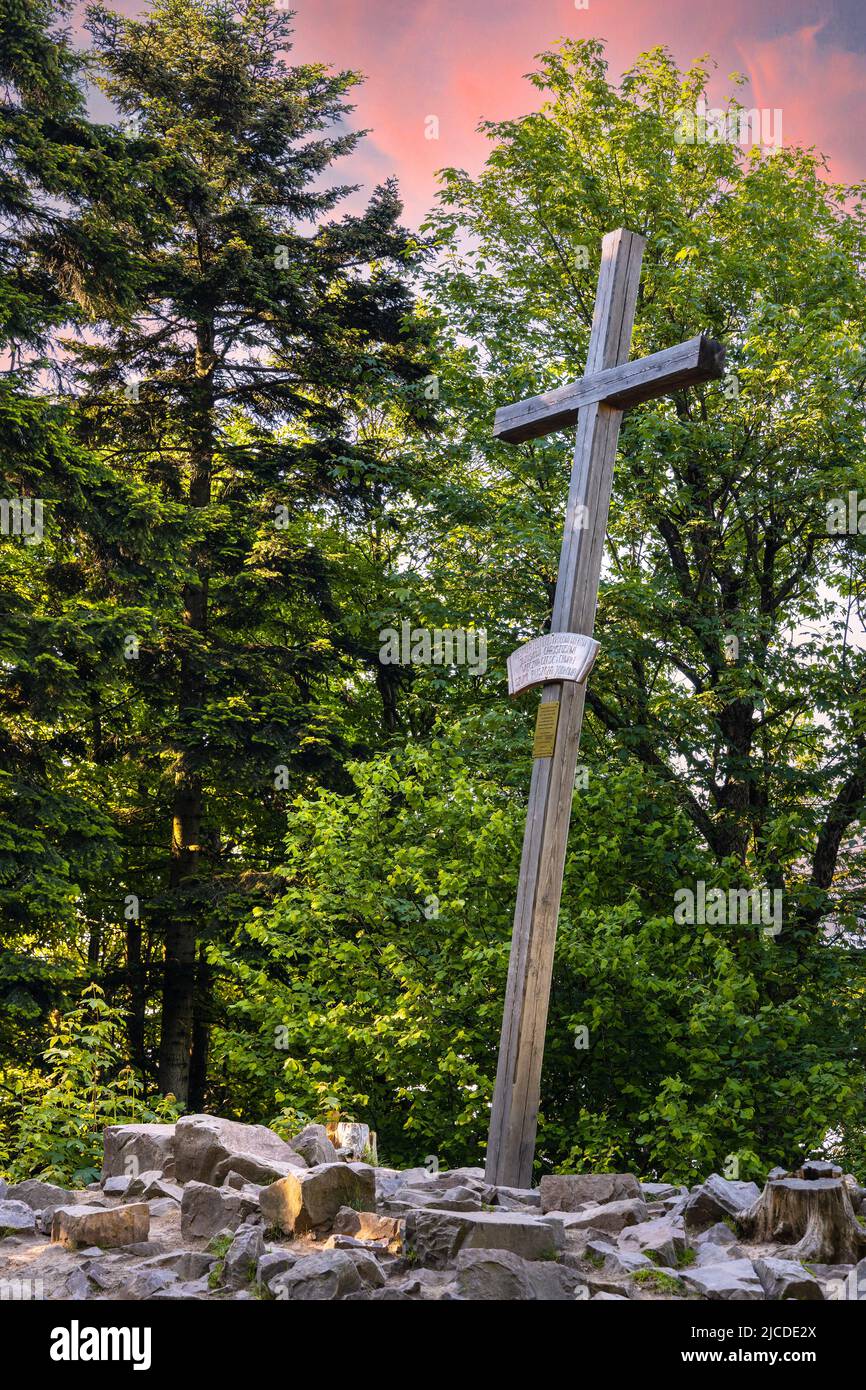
xmin=485 ymin=228 xmax=724 ymax=1189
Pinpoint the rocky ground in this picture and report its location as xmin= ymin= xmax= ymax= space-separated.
xmin=1 ymin=1116 xmax=864 ymax=1301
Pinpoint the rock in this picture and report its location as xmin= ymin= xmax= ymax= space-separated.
xmin=290 ymin=1124 xmax=338 ymax=1167
xmin=492 ymin=1186 xmax=540 ymax=1212
xmin=125 ymin=1267 xmax=179 ymax=1299
xmin=381 ymin=1187 xmax=446 ymax=1214
xmin=150 ymin=1276 xmax=211 ymax=1301
xmin=339 ymin=1248 xmax=387 ymax=1288
xmin=148 ymin=1198 xmax=181 ymax=1218
xmin=257 ymin=1250 xmax=298 ymax=1292
xmin=681 ymin=1258 xmax=765 ymax=1301
xmin=592 ymin=1291 xmax=629 ymax=1300
xmin=695 ymin=1221 xmax=738 ymax=1246
xmin=6 ymin=1180 xmax=75 ymax=1213
xmin=126 ymin=1170 xmax=183 ymax=1203
xmin=332 ymin=1207 xmax=403 ymax=1248
xmin=585 ymin=1238 xmax=653 ymax=1278
xmin=553 ymin=1197 xmax=648 ymax=1235
xmin=754 ymin=1257 xmax=824 ymax=1300
xmin=391 ymin=1166 xmax=437 ymax=1190
xmin=587 ymin=1269 xmax=634 ymax=1298
xmin=0 ymin=1200 xmax=37 ymax=1235
xmin=271 ymin=1250 xmax=364 ymax=1301
xmin=259 ymin=1162 xmax=375 ymax=1235
xmin=682 ymin=1175 xmax=761 ymax=1232
xmin=539 ymin=1173 xmax=642 ymax=1212
xmin=137 ymin=1250 xmax=215 ymax=1281
xmin=222 ymin=1227 xmax=265 ymax=1289
xmin=695 ymin=1242 xmax=742 ymax=1265
xmin=454 ymin=1248 xmax=532 ymax=1300
xmin=403 ymin=1209 xmax=565 ymax=1267
xmin=65 ymin=1268 xmax=92 ymax=1300
xmin=619 ymin=1219 xmax=687 ymax=1267
xmin=102 ymin=1123 xmax=176 ymax=1180
xmin=180 ymin=1181 xmax=258 ymax=1240
xmin=640 ymin=1182 xmax=682 ymax=1201
xmin=51 ymin=1202 xmax=150 ymax=1250
xmin=423 ymin=1185 xmax=483 ymax=1212
xmin=174 ymin=1114 xmax=306 ymax=1187
xmin=101 ymin=1176 xmax=132 ymax=1198
xmin=324 ymin=1232 xmax=387 ymax=1252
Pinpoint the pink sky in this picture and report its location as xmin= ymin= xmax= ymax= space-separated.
xmin=283 ymin=0 xmax=866 ymax=226
xmin=79 ymin=1 xmax=866 ymax=228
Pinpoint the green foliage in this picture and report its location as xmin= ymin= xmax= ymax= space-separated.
xmin=213 ymin=719 xmax=865 ymax=1181
xmin=2 ymin=9 xmax=866 ymax=1194
xmin=2 ymin=985 xmax=179 ymax=1185
xmin=633 ymin=1267 xmax=683 ymax=1294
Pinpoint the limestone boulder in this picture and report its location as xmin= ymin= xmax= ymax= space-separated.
xmin=6 ymin=1179 xmax=75 ymax=1214
xmin=180 ymin=1181 xmax=259 ymax=1240
xmin=754 ymin=1257 xmax=824 ymax=1301
xmin=51 ymin=1202 xmax=150 ymax=1250
xmin=682 ymin=1174 xmax=761 ymax=1232
xmin=259 ymin=1162 xmax=375 ymax=1235
xmin=270 ymin=1250 xmax=364 ymax=1301
xmin=681 ymin=1258 xmax=765 ymax=1301
xmin=540 ymin=1173 xmax=642 ymax=1212
xmin=102 ymin=1123 xmax=176 ymax=1180
xmin=0 ymin=1199 xmax=37 ymax=1235
xmin=619 ymin=1218 xmax=688 ymax=1267
xmin=222 ymin=1227 xmax=265 ymax=1290
xmin=403 ymin=1209 xmax=565 ymax=1268
xmin=332 ymin=1207 xmax=403 ymax=1249
xmin=174 ymin=1114 xmax=306 ymax=1187
xmin=126 ymin=1170 xmax=183 ymax=1203
xmin=290 ymin=1123 xmax=338 ymax=1167
xmin=553 ymin=1197 xmax=648 ymax=1235
xmin=256 ymin=1250 xmax=298 ymax=1293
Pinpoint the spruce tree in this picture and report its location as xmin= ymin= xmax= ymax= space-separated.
xmin=78 ymin=0 xmax=433 ymax=1103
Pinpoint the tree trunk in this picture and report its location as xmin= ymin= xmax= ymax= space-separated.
xmin=126 ymin=920 xmax=145 ymax=1074
xmin=158 ymin=318 xmax=214 ymax=1104
xmin=188 ymin=946 xmax=211 ymax=1112
xmin=738 ymin=1176 xmax=866 ymax=1264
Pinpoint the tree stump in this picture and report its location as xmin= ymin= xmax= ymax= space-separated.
xmin=737 ymin=1172 xmax=866 ymax=1265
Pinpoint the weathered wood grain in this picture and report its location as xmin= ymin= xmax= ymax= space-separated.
xmin=485 ymin=228 xmax=723 ymax=1188
xmin=493 ymin=333 xmax=724 ymax=444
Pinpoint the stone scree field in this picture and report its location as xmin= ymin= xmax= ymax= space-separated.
xmin=1 ymin=1116 xmax=865 ymax=1301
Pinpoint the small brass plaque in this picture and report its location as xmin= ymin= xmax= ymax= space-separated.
xmin=532 ymin=700 xmax=560 ymax=758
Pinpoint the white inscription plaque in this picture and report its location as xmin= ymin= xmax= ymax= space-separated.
xmin=507 ymin=632 xmax=600 ymax=697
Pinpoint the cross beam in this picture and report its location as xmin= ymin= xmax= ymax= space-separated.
xmin=494 ymin=332 xmax=724 ymax=444
xmin=485 ymin=229 xmax=724 ymax=1189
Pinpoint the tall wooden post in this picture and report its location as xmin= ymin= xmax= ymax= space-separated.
xmin=485 ymin=230 xmax=724 ymax=1187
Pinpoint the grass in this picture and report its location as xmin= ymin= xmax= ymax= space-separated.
xmin=206 ymin=1232 xmax=234 ymax=1289
xmin=633 ymin=1268 xmax=682 ymax=1295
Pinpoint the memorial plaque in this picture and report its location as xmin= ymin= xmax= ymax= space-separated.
xmin=507 ymin=632 xmax=600 ymax=697
xmin=532 ymin=700 xmax=560 ymax=758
